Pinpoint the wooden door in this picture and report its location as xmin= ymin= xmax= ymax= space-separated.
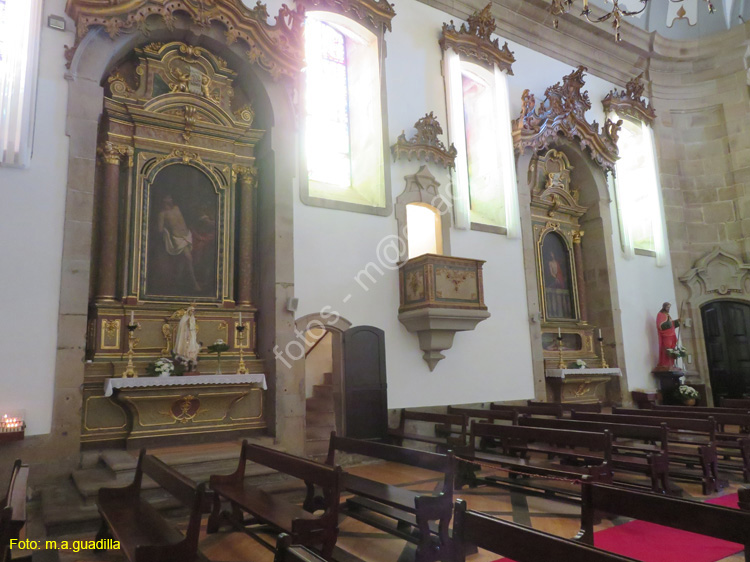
xmin=343 ymin=326 xmax=387 ymax=439
xmin=701 ymin=301 xmax=750 ymax=402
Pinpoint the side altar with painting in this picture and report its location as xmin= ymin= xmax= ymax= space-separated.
xmin=81 ymin=43 xmax=266 ymax=447
xmin=526 ymin=149 xmax=621 ymax=404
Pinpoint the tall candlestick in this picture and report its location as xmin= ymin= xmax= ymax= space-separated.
xmin=558 ymin=327 xmax=562 ymax=337
xmin=130 ymin=311 xmax=135 ymax=326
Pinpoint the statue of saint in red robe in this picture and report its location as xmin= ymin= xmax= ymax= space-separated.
xmin=656 ymin=302 xmax=680 ymax=369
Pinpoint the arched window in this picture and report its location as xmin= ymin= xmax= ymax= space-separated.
xmin=302 ymin=10 xmax=390 ymax=216
xmin=406 ymin=203 xmax=442 ymax=259
xmin=0 ymin=0 xmax=42 ymax=167
xmin=442 ymin=38 xmax=519 ymax=237
xmin=612 ymin=115 xmax=666 ymax=264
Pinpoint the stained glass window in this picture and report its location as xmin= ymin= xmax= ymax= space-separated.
xmin=615 ymin=118 xmax=658 ymax=252
xmin=461 ymin=69 xmax=505 ymax=228
xmin=305 ymin=18 xmax=352 ymax=189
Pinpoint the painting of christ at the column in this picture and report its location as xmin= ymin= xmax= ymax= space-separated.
xmin=145 ymin=164 xmax=219 ymax=299
xmin=541 ymin=232 xmax=575 ymax=320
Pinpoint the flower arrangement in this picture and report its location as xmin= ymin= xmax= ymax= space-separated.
xmin=667 ymin=345 xmax=688 ymax=359
xmin=145 ymin=357 xmax=185 ymax=377
xmin=575 ymin=359 xmax=587 ymax=369
xmin=207 ymin=339 xmax=230 ymax=375
xmin=678 ymin=385 xmax=699 ymax=400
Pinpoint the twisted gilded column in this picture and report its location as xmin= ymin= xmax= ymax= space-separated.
xmin=95 ymin=141 xmax=132 ymax=301
xmin=572 ymin=229 xmax=587 ymax=322
xmin=235 ymin=165 xmax=257 ymax=305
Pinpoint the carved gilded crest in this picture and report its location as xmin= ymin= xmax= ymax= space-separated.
xmin=295 ymin=0 xmax=396 ymax=32
xmin=439 ymin=3 xmax=515 ymax=74
xmin=602 ymin=73 xmax=657 ymax=125
xmin=391 ymin=112 xmax=457 ymax=169
xmin=529 ymin=149 xmax=587 ymax=219
xmin=65 ymin=0 xmax=304 ymax=79
xmin=512 ymin=66 xmax=621 ymax=173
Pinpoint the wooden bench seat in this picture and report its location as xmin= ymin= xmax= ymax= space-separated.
xmin=208 ymin=441 xmax=342 ymax=558
xmin=452 ymin=499 xmax=638 ymax=562
xmin=3 ymin=459 xmax=28 ymax=548
xmin=518 ymin=417 xmax=672 ymax=493
xmin=573 ymin=411 xmax=726 ymax=493
xmin=96 ymin=449 xmax=207 ymax=562
xmin=388 ymin=410 xmax=468 ymax=451
xmin=326 ymin=433 xmax=455 ymax=562
xmin=458 ymin=422 xmax=613 ymax=500
xmin=577 ymin=482 xmax=750 ymax=561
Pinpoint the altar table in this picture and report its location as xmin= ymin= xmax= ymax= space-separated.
xmin=545 ymin=368 xmax=622 ymax=404
xmin=104 ymin=374 xmax=267 ymax=447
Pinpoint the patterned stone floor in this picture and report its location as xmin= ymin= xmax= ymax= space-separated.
xmin=32 ymin=459 xmax=747 ymax=562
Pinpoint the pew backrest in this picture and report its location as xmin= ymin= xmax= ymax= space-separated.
xmin=579 ymin=481 xmax=750 ymax=558
xmin=491 ymin=403 xmax=564 ymax=418
xmin=573 ymin=412 xmax=717 ymax=439
xmin=447 ymin=406 xmax=518 ymax=423
xmin=613 ymin=407 xmax=749 ymax=429
xmin=519 ymin=416 xmax=668 ymax=450
xmin=723 ymin=398 xmax=750 ymax=409
xmin=452 ymin=499 xmax=638 ymax=562
xmin=654 ymin=404 xmax=750 ymax=415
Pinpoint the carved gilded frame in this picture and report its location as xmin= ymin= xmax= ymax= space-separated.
xmin=133 ymin=149 xmax=234 ymax=304
xmin=534 ymin=221 xmax=582 ymax=324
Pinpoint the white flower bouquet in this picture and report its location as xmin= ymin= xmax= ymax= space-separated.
xmin=575 ymin=359 xmax=587 ymax=369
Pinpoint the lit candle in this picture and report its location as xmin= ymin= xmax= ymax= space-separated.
xmin=558 ymin=327 xmax=562 ymax=338
xmin=598 ymin=329 xmax=602 ymax=339
xmin=130 ymin=311 xmax=135 ymax=326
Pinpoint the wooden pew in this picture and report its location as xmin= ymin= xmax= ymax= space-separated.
xmin=614 ymin=406 xmax=750 ymax=435
xmin=518 ymin=416 xmax=672 ymax=493
xmin=325 ymin=433 xmax=455 ymax=562
xmin=577 ymin=482 xmax=750 ymax=562
xmin=723 ymin=398 xmax=750 ymax=409
xmin=96 ymin=449 xmax=207 ymax=562
xmin=490 ymin=402 xmax=564 ymax=418
xmin=388 ymin=410 xmax=468 ymax=451
xmin=446 ymin=407 xmax=517 ymax=451
xmin=452 ymin=499 xmax=638 ymax=562
xmin=527 ymin=400 xmax=603 ymax=413
xmin=274 ymin=534 xmax=327 ymax=562
xmin=2 ymin=459 xmax=28 ymax=548
xmin=573 ymin=411 xmax=724 ymax=493
xmin=1 ymin=505 xmax=13 ymax=562
xmin=459 ymin=422 xmax=613 ymax=500
xmin=208 ymin=442 xmax=342 ymax=558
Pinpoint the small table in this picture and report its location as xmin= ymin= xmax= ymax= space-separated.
xmin=545 ymin=368 xmax=622 ymax=404
xmin=104 ymin=374 xmax=267 ymax=447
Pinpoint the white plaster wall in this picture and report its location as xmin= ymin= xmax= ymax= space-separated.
xmin=0 ymin=0 xmax=71 ymax=435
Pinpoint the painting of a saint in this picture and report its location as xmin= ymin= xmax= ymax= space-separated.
xmin=145 ymin=164 xmax=219 ymax=299
xmin=542 ymin=232 xmax=575 ymax=319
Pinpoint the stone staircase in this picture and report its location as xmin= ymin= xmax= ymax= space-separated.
xmin=40 ymin=437 xmax=304 ymax=537
xmin=305 ymin=372 xmax=336 ymax=460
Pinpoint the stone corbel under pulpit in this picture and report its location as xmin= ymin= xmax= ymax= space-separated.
xmin=398 ymin=254 xmax=490 ymax=370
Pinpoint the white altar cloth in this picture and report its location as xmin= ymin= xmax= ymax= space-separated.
xmin=104 ymin=373 xmax=267 ymax=397
xmin=545 ymin=368 xmax=622 ymax=380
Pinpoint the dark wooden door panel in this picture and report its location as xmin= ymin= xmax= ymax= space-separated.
xmin=343 ymin=326 xmax=387 ymax=440
xmin=702 ymin=301 xmax=750 ymax=402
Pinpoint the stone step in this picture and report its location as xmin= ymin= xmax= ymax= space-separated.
xmin=323 ymin=372 xmax=334 ymax=386
xmin=305 ymin=438 xmax=330 ymax=457
xmin=306 ymin=397 xmax=334 ymax=413
xmin=306 ymin=410 xmax=335 ymax=427
xmin=306 ymin=425 xmax=334 ymax=441
xmin=313 ymin=384 xmax=334 ymax=399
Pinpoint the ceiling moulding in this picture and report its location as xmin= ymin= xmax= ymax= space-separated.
xmin=391 ymin=112 xmax=457 ymax=169
xmin=439 ymin=2 xmax=516 ymax=73
xmin=602 ymin=73 xmax=657 ymax=125
xmin=512 ymin=65 xmax=621 ymax=173
xmin=64 ymin=0 xmax=304 ymax=79
xmin=295 ymin=0 xmax=396 ymax=33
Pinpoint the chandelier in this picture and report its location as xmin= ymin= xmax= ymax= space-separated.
xmin=549 ymin=0 xmax=716 ymax=41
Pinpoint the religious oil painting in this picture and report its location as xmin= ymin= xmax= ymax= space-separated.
xmin=145 ymin=164 xmax=219 ymax=299
xmin=541 ymin=232 xmax=575 ymax=320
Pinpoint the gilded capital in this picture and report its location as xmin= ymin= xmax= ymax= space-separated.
xmin=98 ymin=141 xmax=134 ymax=167
xmin=234 ymin=165 xmax=258 ymax=188
xmin=572 ymin=230 xmax=585 ymax=244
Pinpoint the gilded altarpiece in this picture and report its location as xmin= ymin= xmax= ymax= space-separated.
xmin=82 ymin=42 xmax=266 ymax=445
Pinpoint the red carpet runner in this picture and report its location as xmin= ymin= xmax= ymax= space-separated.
xmin=494 ymin=494 xmax=742 ymax=562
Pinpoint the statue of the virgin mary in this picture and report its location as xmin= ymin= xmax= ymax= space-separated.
xmin=174 ymin=305 xmax=201 ymax=371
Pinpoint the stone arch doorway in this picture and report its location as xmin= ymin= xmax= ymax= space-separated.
xmin=700 ymin=300 xmax=750 ymax=403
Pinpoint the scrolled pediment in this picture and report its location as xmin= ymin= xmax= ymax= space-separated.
xmin=65 ymin=0 xmax=304 ymax=79
xmin=512 ymin=66 xmax=620 ymax=173
xmin=680 ymin=246 xmax=750 ymax=300
xmin=439 ymin=3 xmax=515 ymax=74
xmin=602 ymin=73 xmax=656 ymax=125
xmin=295 ymin=0 xmax=396 ymax=33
